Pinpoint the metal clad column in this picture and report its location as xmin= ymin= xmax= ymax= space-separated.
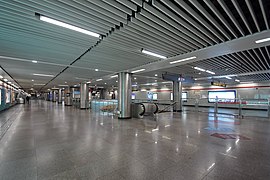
xmin=118 ymin=72 xmax=131 ymax=119
xmin=58 ymin=89 xmax=62 ymax=104
xmin=173 ymin=81 xmax=182 ymax=112
xmin=53 ymin=91 xmax=56 ymax=102
xmin=80 ymin=83 xmax=89 ymax=109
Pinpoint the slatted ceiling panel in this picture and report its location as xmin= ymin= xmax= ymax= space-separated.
xmin=58 ymin=0 xmax=121 ymax=26
xmin=240 ymin=73 xmax=270 ymax=81
xmin=131 ymin=17 xmax=194 ymax=52
xmin=23 ymin=0 xmax=109 ymax=34
xmin=110 ymin=28 xmax=175 ymax=57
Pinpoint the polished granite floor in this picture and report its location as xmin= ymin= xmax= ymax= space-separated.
xmin=0 ymin=100 xmax=270 ymax=180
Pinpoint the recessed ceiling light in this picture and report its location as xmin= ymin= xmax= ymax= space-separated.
xmin=104 ymin=83 xmax=107 ymax=84
xmin=134 ymin=77 xmax=137 ymax=80
xmin=170 ymin=56 xmax=196 ymax=64
xmin=32 ymin=79 xmax=34 ymax=81
xmin=96 ymin=79 xmax=102 ymax=81
xmin=235 ymin=79 xmax=240 ymax=82
xmin=141 ymin=49 xmax=167 ymax=59
xmin=32 ymin=60 xmax=38 ymax=63
xmin=33 ymin=73 xmax=54 ymax=77
xmin=8 ymin=82 xmax=11 ymax=84
xmin=39 ymin=15 xmax=100 ymax=38
xmin=116 ymin=81 xmax=118 ymax=83
xmin=131 ymin=69 xmax=145 ymax=73
xmin=95 ymin=69 xmax=99 ymax=71
xmin=155 ymin=74 xmax=158 ymax=77
xmin=0 ymin=75 xmax=3 ymax=79
xmin=255 ymin=37 xmax=270 ymax=44
xmin=65 ymin=81 xmax=67 ymax=83
xmin=3 ymin=78 xmax=8 ymax=82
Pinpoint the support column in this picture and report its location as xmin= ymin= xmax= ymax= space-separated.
xmin=58 ymin=89 xmax=62 ymax=104
xmin=118 ymin=72 xmax=131 ymax=119
xmin=53 ymin=91 xmax=56 ymax=102
xmin=173 ymin=81 xmax=182 ymax=112
xmin=65 ymin=87 xmax=72 ymax=106
xmin=80 ymin=83 xmax=89 ymax=109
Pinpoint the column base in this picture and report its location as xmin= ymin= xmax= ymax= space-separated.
xmin=118 ymin=116 xmax=131 ymax=119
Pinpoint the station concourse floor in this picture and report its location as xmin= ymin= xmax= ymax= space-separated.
xmin=0 ymin=100 xmax=270 ymax=180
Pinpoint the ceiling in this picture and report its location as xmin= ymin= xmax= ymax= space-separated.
xmin=0 ymin=0 xmax=270 ymax=92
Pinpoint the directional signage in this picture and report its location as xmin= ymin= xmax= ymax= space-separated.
xmin=211 ymin=82 xmax=226 ymax=87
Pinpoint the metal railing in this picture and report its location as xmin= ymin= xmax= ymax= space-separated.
xmin=183 ymin=97 xmax=270 ymax=118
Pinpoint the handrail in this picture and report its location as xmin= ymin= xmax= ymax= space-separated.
xmin=158 ymin=101 xmax=177 ymax=113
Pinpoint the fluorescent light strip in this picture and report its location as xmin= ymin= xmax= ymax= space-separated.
xmin=131 ymin=69 xmax=145 ymax=73
xmin=194 ymin=67 xmax=206 ymax=72
xmin=3 ymin=78 xmax=8 ymax=82
xmin=142 ymin=50 xmax=167 ymax=59
xmin=206 ymin=70 xmax=215 ymax=75
xmin=170 ymin=56 xmax=196 ymax=64
xmin=96 ymin=79 xmax=102 ymax=81
xmin=32 ymin=60 xmax=38 ymax=63
xmin=226 ymin=76 xmax=232 ymax=79
xmin=58 ymin=85 xmax=69 ymax=87
xmin=40 ymin=15 xmax=100 ymax=38
xmin=235 ymin=79 xmax=240 ymax=82
xmin=255 ymin=37 xmax=270 ymax=44
xmin=111 ymin=75 xmax=118 ymax=78
xmin=33 ymin=73 xmax=54 ymax=77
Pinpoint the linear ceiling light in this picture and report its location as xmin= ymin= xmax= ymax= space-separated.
xmin=194 ymin=67 xmax=206 ymax=72
xmin=235 ymin=79 xmax=240 ymax=82
xmin=226 ymin=76 xmax=232 ymax=79
xmin=206 ymin=70 xmax=215 ymax=75
xmin=3 ymin=78 xmax=8 ymax=82
xmin=33 ymin=73 xmax=54 ymax=77
xmin=131 ymin=69 xmax=145 ymax=73
xmin=32 ymin=60 xmax=38 ymax=63
xmin=142 ymin=49 xmax=167 ymax=59
xmin=39 ymin=15 xmax=100 ymax=38
xmin=111 ymin=75 xmax=118 ymax=78
xmin=96 ymin=79 xmax=102 ymax=81
xmin=58 ymin=85 xmax=69 ymax=87
xmin=170 ymin=56 xmax=196 ymax=64
xmin=255 ymin=37 xmax=270 ymax=44
xmin=0 ymin=75 xmax=3 ymax=79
